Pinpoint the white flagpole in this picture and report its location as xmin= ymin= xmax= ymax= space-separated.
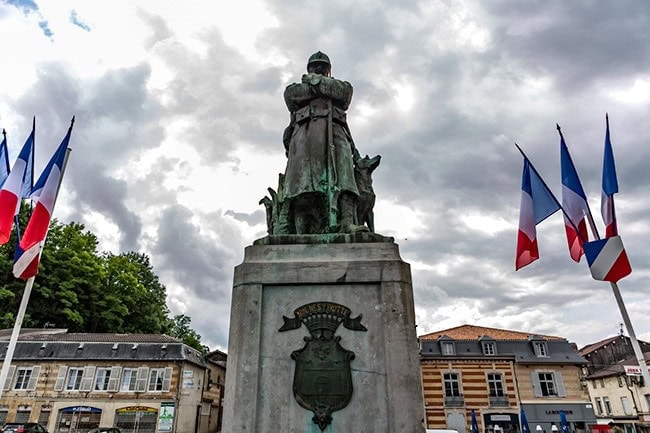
xmin=584 ymin=214 xmax=650 ymax=388
xmin=0 ymin=118 xmax=74 ymax=399
xmin=0 ymin=275 xmax=36 ymax=399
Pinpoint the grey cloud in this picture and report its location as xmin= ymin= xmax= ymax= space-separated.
xmin=153 ymin=204 xmax=233 ymax=300
xmin=69 ymin=162 xmax=142 ymax=252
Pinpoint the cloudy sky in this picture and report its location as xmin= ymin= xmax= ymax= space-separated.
xmin=1 ymin=0 xmax=649 ymax=351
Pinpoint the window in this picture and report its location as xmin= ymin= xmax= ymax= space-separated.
xmin=148 ymin=369 xmax=165 ymax=391
xmin=441 ymin=342 xmax=455 ymax=356
xmin=121 ymin=368 xmax=138 ymax=391
xmin=66 ymin=368 xmax=84 ymax=390
xmin=620 ymin=396 xmax=632 ymax=415
xmin=617 ymin=376 xmax=624 ymax=387
xmin=603 ymin=397 xmax=612 ymax=415
xmin=487 ymin=373 xmax=505 ymax=397
xmin=483 ymin=342 xmax=496 ymax=355
xmin=14 ymin=368 xmax=33 ymax=390
xmin=533 ymin=342 xmax=549 ymax=357
xmin=538 ymin=373 xmax=556 ymax=396
xmin=599 ymin=378 xmax=605 ymax=388
xmin=95 ymin=368 xmax=112 ymax=391
xmin=595 ymin=397 xmax=603 ymax=415
xmin=443 ymin=372 xmax=461 ymax=397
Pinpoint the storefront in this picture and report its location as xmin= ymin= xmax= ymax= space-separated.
xmin=522 ymin=404 xmax=597 ymax=433
xmin=55 ymin=406 xmax=102 ymax=433
xmin=483 ymin=412 xmax=520 ymax=433
xmin=115 ymin=406 xmax=158 ymax=433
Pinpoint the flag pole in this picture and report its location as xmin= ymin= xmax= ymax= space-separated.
xmin=559 ymin=120 xmax=650 ymax=388
xmin=0 ymin=116 xmax=75 ymax=399
xmin=609 ymin=280 xmax=650 ymax=388
xmin=516 ymin=140 xmax=650 ymax=385
xmin=0 ymin=276 xmax=35 ymax=399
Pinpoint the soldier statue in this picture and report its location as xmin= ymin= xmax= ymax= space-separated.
xmin=280 ymin=51 xmax=368 ymax=235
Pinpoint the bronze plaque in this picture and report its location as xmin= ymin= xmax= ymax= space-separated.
xmin=279 ymin=301 xmax=366 ymax=430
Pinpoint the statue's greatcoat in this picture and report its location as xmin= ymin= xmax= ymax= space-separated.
xmin=283 ymin=74 xmax=359 ymax=203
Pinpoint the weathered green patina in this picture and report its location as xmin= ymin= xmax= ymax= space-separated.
xmin=260 ymin=52 xmax=381 ymax=238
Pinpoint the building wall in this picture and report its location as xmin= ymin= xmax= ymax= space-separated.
xmin=586 ymin=374 xmax=649 ymax=421
xmin=422 ymin=358 xmax=518 ymax=432
xmin=515 ymin=364 xmax=589 ymax=402
xmin=0 ymin=359 xmax=204 ymax=433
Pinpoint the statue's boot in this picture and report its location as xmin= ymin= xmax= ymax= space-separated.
xmin=340 ymin=194 xmax=369 ymax=233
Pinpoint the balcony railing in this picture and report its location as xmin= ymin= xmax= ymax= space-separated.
xmin=489 ymin=396 xmax=510 ymax=407
xmin=444 ymin=395 xmax=465 ymax=407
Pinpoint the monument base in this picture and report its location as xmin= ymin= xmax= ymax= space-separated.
xmin=222 ymin=238 xmax=425 ymax=433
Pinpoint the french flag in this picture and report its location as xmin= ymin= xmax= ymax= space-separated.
xmin=584 ymin=236 xmax=631 ymax=283
xmin=559 ymin=126 xmax=590 ymax=262
xmin=0 ymin=129 xmax=10 ymax=186
xmin=13 ymin=120 xmax=72 ymax=280
xmin=601 ymin=114 xmax=618 ymax=237
xmin=516 ymin=156 xmax=561 ymax=270
xmin=0 ymin=125 xmax=35 ymax=244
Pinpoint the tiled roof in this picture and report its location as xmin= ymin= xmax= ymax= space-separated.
xmin=0 ymin=329 xmax=181 ymax=344
xmin=578 ymin=335 xmax=624 ymax=355
xmin=419 ymin=324 xmax=564 ymax=341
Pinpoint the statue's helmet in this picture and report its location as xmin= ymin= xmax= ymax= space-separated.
xmin=307 ymin=51 xmax=331 ymax=70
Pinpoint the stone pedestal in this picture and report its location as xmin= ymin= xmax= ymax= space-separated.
xmin=222 ymin=235 xmax=425 ymax=432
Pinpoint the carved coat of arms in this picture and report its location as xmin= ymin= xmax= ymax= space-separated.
xmin=279 ymin=301 xmax=367 ymax=430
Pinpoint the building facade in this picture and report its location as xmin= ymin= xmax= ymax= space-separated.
xmin=420 ymin=325 xmax=596 ymax=433
xmin=0 ymin=329 xmax=220 ymax=433
xmin=579 ymin=336 xmax=650 ymax=433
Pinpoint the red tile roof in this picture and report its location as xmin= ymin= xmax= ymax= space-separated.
xmin=419 ymin=324 xmax=564 ymax=341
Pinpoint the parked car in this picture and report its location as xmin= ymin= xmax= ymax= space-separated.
xmin=1 ymin=423 xmax=49 ymax=433
xmin=87 ymin=428 xmax=122 ymax=433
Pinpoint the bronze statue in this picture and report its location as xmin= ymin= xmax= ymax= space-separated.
xmin=260 ymin=52 xmax=380 ymax=236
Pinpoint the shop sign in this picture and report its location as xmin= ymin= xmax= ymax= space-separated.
xmin=624 ymin=365 xmax=642 ymax=375
xmin=157 ymin=402 xmax=175 ymax=432
xmin=117 ymin=406 xmax=157 ymax=414
xmin=62 ymin=407 xmax=101 ymax=413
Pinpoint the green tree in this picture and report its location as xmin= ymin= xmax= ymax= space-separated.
xmin=170 ymin=314 xmax=207 ymax=354
xmin=0 ymin=215 xmax=204 ymax=347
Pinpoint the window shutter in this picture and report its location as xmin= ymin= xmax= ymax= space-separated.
xmin=531 ymin=372 xmax=542 ymax=397
xmin=555 ymin=372 xmax=566 ymax=397
xmin=162 ymin=367 xmax=173 ymax=391
xmin=136 ymin=367 xmax=149 ymax=392
xmin=54 ymin=366 xmax=68 ymax=391
xmin=27 ymin=366 xmax=41 ymax=390
xmin=107 ymin=366 xmax=121 ymax=392
xmin=3 ymin=366 xmax=16 ymax=390
xmin=80 ymin=366 xmax=96 ymax=391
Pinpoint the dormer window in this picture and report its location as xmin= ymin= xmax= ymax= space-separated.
xmin=533 ymin=341 xmax=549 ymax=357
xmin=482 ymin=341 xmax=496 ymax=355
xmin=479 ymin=336 xmax=497 ymax=355
xmin=438 ymin=337 xmax=456 ymax=355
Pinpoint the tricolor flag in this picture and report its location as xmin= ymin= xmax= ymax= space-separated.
xmin=0 ymin=124 xmax=35 ymax=244
xmin=516 ymin=156 xmax=561 ymax=270
xmin=601 ymin=114 xmax=618 ymax=237
xmin=0 ymin=129 xmax=9 ymax=186
xmin=559 ymin=126 xmax=590 ymax=262
xmin=13 ymin=119 xmax=73 ymax=280
xmin=583 ymin=236 xmax=631 ymax=283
